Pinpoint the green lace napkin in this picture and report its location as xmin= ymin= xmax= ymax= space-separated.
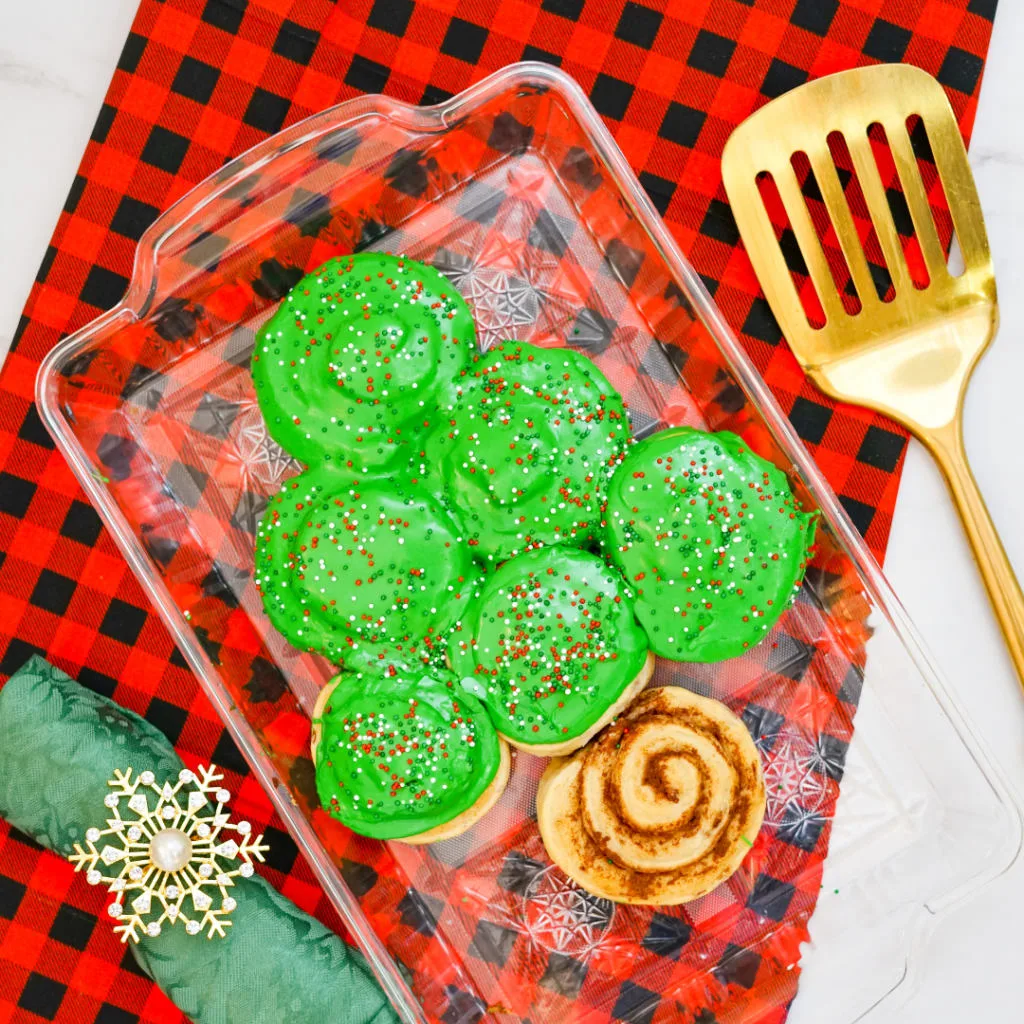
xmin=0 ymin=656 xmax=398 ymax=1024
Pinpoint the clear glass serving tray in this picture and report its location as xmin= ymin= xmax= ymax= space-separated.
xmin=36 ymin=64 xmax=1020 ymax=1024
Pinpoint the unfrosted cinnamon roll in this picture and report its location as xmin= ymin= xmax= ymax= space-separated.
xmin=536 ymin=686 xmax=766 ymax=905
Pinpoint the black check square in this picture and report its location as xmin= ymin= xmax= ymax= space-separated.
xmin=341 ymin=858 xmax=378 ymax=898
xmin=938 ymin=46 xmax=985 ymax=95
xmin=49 ymin=905 xmax=97 ymax=951
xmin=99 ymin=597 xmax=148 ymax=645
xmin=642 ymin=913 xmax=692 ymax=958
xmin=110 ymin=196 xmax=160 ymax=241
xmin=91 ymin=103 xmax=115 ymax=144
xmin=742 ymin=703 xmax=785 ymax=752
xmin=78 ymin=666 xmax=118 ymax=699
xmin=144 ymin=697 xmax=188 ymax=743
xmin=863 ymin=19 xmax=911 ymax=63
xmin=521 ymin=44 xmax=561 ymax=66
xmin=141 ymin=126 xmax=189 ymax=174
xmin=0 ymin=875 xmax=25 ymax=918
xmin=840 ymin=493 xmax=876 ymax=536
xmin=211 ymin=729 xmax=248 ymax=775
xmin=638 ymin=171 xmax=676 ymax=216
xmin=64 ymin=174 xmax=86 ymax=214
xmin=164 ymin=461 xmax=208 ymax=507
xmin=261 ymin=824 xmax=299 ymax=874
xmin=886 ymin=187 xmax=914 ymax=236
xmin=202 ymin=0 xmax=244 ymax=34
xmin=857 ymin=425 xmax=905 ymax=472
xmin=469 ymin=920 xmax=517 ymax=966
xmin=747 ymin=874 xmax=796 ymax=921
xmin=91 ymin=103 xmax=116 ymax=145
xmin=590 ymin=73 xmax=634 ymax=121
xmin=441 ymin=18 xmax=488 ymax=64
xmin=0 ymin=471 xmax=34 ymax=518
xmin=688 ymin=30 xmax=736 ymax=77
xmin=762 ymin=59 xmax=809 ymax=98
xmin=614 ymin=2 xmax=663 ymax=48
xmin=368 ymin=0 xmax=415 ymax=36
xmin=35 ymin=246 xmax=57 ymax=286
xmin=839 ymin=664 xmax=865 ymax=704
xmin=244 ymin=88 xmax=291 ymax=134
xmin=528 ymin=209 xmax=574 ymax=255
xmin=540 ymin=952 xmax=588 ymax=998
xmin=117 ymin=33 xmax=147 ymax=74
xmin=612 ymin=980 xmax=659 ymax=1024
xmin=456 ymin=182 xmax=504 ymax=224
xmin=18 ymin=972 xmax=66 ymax=1020
xmin=274 ymin=19 xmax=318 ymax=64
xmin=17 ymin=402 xmax=52 ymax=448
xmin=541 ymin=0 xmax=584 ymax=18
xmin=81 ymin=265 xmax=129 ymax=310
xmin=788 ymin=396 xmax=833 ymax=444
xmin=604 ymin=238 xmax=644 ymax=287
xmin=95 ymin=1006 xmax=139 ymax=1024
xmin=742 ymin=297 xmax=782 ymax=345
xmin=30 ymin=569 xmax=76 ymax=616
xmin=777 ymin=801 xmax=826 ymax=852
xmin=0 ymin=639 xmax=46 ymax=676
xmin=659 ymin=102 xmax=705 ymax=148
xmin=397 ymin=888 xmax=442 ymax=936
xmin=700 ymin=199 xmax=739 ymax=245
xmin=714 ymin=944 xmax=762 ymax=989
xmin=172 ymin=56 xmax=220 ymax=104
xmin=791 ymin=0 xmax=838 ymax=35
xmin=191 ymin=393 xmax=240 ymax=438
xmin=497 ymin=851 xmax=544 ymax=895
xmin=345 ymin=54 xmax=390 ymax=93
xmin=813 ymin=733 xmax=849 ymax=781
xmin=968 ymin=0 xmax=997 ymax=18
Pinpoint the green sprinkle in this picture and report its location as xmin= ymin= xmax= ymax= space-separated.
xmin=740 ymin=835 xmax=753 ymax=848
xmin=90 ymin=470 xmax=110 ymax=484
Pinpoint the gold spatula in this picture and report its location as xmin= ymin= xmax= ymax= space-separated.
xmin=721 ymin=63 xmax=1024 ymax=688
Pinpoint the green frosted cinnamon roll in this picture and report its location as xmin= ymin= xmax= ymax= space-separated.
xmin=254 ymin=465 xmax=480 ymax=667
xmin=251 ymin=253 xmax=476 ymax=472
xmin=418 ymin=340 xmax=630 ymax=563
xmin=311 ymin=667 xmax=509 ymax=843
xmin=603 ymin=427 xmax=817 ymax=661
xmin=449 ymin=546 xmax=653 ymax=755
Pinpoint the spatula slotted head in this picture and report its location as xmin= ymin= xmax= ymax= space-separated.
xmin=722 ymin=63 xmax=996 ymax=433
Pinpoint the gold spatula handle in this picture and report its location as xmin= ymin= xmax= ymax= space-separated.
xmin=923 ymin=420 xmax=1024 ymax=688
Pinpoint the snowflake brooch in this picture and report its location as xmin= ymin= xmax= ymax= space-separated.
xmin=70 ymin=765 xmax=268 ymax=943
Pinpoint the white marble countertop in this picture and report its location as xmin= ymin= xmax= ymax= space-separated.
xmin=1 ymin=2 xmax=1021 ymax=1021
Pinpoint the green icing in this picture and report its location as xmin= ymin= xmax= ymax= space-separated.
xmin=313 ymin=668 xmax=501 ymax=839
xmin=254 ymin=466 xmax=480 ymax=667
xmin=603 ymin=427 xmax=817 ymax=662
xmin=419 ymin=341 xmax=630 ymax=563
xmin=251 ymin=253 xmax=476 ymax=473
xmin=450 ymin=546 xmax=649 ymax=745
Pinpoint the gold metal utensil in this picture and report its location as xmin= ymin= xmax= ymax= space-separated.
xmin=721 ymin=63 xmax=1024 ymax=688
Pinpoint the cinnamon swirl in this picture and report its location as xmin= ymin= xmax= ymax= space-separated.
xmin=536 ymin=686 xmax=766 ymax=905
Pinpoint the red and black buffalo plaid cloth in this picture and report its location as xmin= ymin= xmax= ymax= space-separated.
xmin=0 ymin=1 xmax=997 ymax=1022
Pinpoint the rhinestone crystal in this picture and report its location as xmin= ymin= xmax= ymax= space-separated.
xmin=86 ymin=828 xmax=100 ymax=842
xmin=140 ymin=771 xmax=155 ymax=785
